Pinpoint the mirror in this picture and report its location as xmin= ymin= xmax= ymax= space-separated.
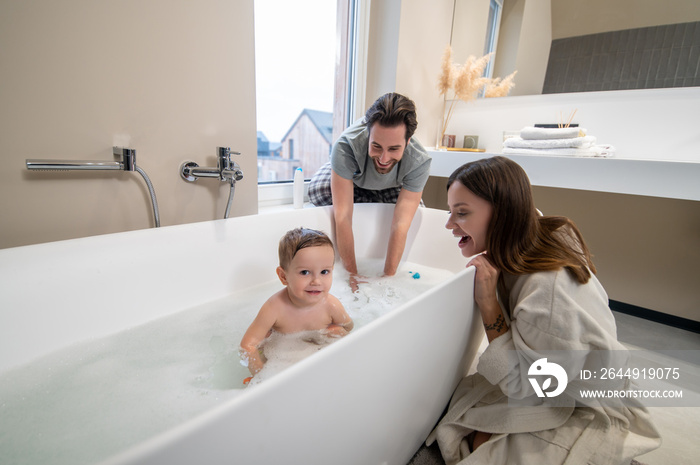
xmin=450 ymin=0 xmax=700 ymax=96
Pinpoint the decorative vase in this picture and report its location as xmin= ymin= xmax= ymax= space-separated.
xmin=441 ymin=134 xmax=456 ymax=148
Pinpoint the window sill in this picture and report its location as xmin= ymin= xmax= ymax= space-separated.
xmin=257 ymin=181 xmax=309 ymax=208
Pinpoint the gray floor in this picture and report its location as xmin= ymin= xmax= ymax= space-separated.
xmin=407 ymin=311 xmax=700 ymax=465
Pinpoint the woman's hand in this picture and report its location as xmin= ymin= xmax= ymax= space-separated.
xmin=468 ymin=252 xmax=507 ymax=342
xmin=467 ymin=253 xmax=500 ymax=310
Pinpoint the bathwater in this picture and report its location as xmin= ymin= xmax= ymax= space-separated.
xmin=0 ymin=259 xmax=454 ymax=465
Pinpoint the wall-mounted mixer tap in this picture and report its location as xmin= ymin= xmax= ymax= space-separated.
xmin=180 ymin=147 xmax=244 ymax=219
xmin=218 ymin=146 xmax=244 ymax=183
xmin=180 ymin=147 xmax=243 ymax=183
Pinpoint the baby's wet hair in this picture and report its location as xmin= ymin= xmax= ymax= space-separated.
xmin=278 ymin=227 xmax=334 ymax=270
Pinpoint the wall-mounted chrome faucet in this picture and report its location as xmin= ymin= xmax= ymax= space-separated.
xmin=180 ymin=147 xmax=243 ymax=182
xmin=27 ymin=147 xmax=136 ymax=172
xmin=26 ymin=147 xmax=160 ymax=227
xmin=180 ymin=147 xmax=244 ymax=219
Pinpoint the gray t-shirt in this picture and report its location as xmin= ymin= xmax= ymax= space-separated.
xmin=330 ymin=120 xmax=431 ymax=192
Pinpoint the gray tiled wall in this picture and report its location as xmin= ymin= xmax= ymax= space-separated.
xmin=542 ymin=21 xmax=700 ymax=94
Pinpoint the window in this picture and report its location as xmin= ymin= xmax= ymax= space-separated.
xmin=482 ymin=0 xmax=503 ymax=79
xmin=254 ymin=0 xmax=350 ymax=184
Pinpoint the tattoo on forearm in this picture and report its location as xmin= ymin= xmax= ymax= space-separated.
xmin=484 ymin=314 xmax=506 ymax=333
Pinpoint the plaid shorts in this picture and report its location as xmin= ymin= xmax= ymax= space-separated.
xmin=308 ymin=162 xmax=403 ymax=206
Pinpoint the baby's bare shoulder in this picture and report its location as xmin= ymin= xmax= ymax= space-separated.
xmin=326 ymin=293 xmax=345 ymax=309
xmin=258 ymin=289 xmax=289 ymax=314
xmin=268 ymin=290 xmax=303 ymax=326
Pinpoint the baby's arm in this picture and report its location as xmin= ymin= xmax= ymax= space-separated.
xmin=325 ymin=295 xmax=354 ymax=337
xmin=240 ymin=299 xmax=278 ymax=375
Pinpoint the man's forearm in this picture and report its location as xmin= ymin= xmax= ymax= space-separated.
xmin=384 ymin=223 xmax=409 ymax=276
xmin=384 ymin=189 xmax=422 ymax=276
xmin=330 ymin=171 xmax=358 ymax=275
xmin=335 ymin=217 xmax=358 ymax=275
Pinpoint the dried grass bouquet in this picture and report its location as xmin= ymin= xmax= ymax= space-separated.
xmin=437 ymin=45 xmax=517 ymax=146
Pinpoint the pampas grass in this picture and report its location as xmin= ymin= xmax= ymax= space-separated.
xmin=484 ymin=71 xmax=518 ymax=98
xmin=437 ymin=45 xmax=517 ymax=146
xmin=453 ymin=54 xmax=492 ymax=101
xmin=437 ymin=45 xmax=455 ymax=96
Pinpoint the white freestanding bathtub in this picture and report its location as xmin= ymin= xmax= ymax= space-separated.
xmin=0 ymin=204 xmax=483 ymax=465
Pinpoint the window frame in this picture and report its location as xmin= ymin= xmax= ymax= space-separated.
xmin=482 ymin=0 xmax=503 ymax=79
xmin=256 ymin=0 xmax=359 ymax=207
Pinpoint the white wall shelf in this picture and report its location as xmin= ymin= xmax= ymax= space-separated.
xmin=428 ymin=150 xmax=700 ymax=202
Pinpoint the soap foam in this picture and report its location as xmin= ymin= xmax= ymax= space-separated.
xmin=246 ymin=259 xmax=454 ymax=385
xmin=334 ymin=258 xmax=454 ymax=328
xmin=246 ymin=330 xmax=340 ymax=386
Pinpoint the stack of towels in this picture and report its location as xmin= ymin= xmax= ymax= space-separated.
xmin=502 ymin=127 xmax=615 ymax=157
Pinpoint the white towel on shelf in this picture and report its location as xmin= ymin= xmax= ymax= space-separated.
xmin=503 ymin=135 xmax=597 ymax=150
xmin=520 ymin=126 xmax=583 ymax=140
xmin=502 ymin=145 xmax=615 ymax=158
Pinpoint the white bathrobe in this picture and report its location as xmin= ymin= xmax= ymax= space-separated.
xmin=427 ymin=268 xmax=661 ymax=465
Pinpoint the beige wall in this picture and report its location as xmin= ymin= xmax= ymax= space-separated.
xmin=551 ymin=0 xmax=700 ymax=39
xmin=364 ymin=0 xmax=402 ymax=113
xmin=394 ymin=0 xmax=455 ymax=142
xmin=530 ymin=188 xmax=699 ymax=323
xmin=0 ymin=0 xmax=258 ymax=249
xmin=423 ymin=177 xmax=700 ymax=323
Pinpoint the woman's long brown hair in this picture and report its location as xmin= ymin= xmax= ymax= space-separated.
xmin=447 ymin=156 xmax=595 ymax=284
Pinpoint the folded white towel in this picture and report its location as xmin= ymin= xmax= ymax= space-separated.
xmin=502 ymin=145 xmax=615 ymax=158
xmin=503 ymin=135 xmax=597 ymax=150
xmin=520 ymin=126 xmax=584 ymax=140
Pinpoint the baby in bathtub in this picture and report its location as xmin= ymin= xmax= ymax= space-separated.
xmin=239 ymin=227 xmax=353 ymax=381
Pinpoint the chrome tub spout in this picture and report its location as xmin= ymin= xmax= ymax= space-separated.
xmin=26 ymin=159 xmax=124 ymax=171
xmin=26 ymin=147 xmax=136 ymax=172
xmin=25 ymin=147 xmax=160 ymax=227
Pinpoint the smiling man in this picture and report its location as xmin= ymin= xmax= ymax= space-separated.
xmin=308 ymin=93 xmax=431 ymax=287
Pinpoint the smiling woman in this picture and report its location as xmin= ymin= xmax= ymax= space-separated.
xmin=428 ymin=156 xmax=660 ymax=464
xmin=445 ymin=181 xmax=493 ymax=258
